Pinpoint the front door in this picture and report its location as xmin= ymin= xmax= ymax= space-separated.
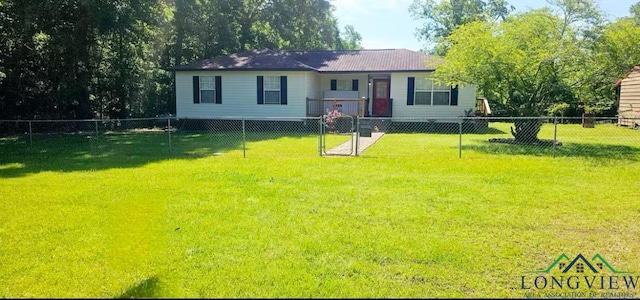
xmin=372 ymin=79 xmax=390 ymax=116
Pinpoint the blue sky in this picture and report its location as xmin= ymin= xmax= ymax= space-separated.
xmin=331 ymin=0 xmax=638 ymax=51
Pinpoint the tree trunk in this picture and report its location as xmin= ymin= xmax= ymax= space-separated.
xmin=174 ymin=0 xmax=185 ymax=66
xmin=510 ymin=119 xmax=542 ymax=143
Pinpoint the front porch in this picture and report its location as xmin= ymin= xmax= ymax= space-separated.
xmin=306 ymin=97 xmax=394 ymax=117
xmin=306 ymin=73 xmax=394 ymax=117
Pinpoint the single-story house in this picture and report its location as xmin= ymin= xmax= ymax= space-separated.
xmin=172 ymin=49 xmax=477 ymax=119
xmin=615 ymin=66 xmax=640 ymax=127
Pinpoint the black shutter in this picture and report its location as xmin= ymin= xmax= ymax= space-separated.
xmin=257 ymin=76 xmax=264 ymax=104
xmin=193 ymin=76 xmax=200 ymax=104
xmin=215 ymin=76 xmax=222 ymax=104
xmin=451 ymin=85 xmax=458 ymax=106
xmin=407 ymin=77 xmax=415 ymax=105
xmin=330 ymin=79 xmax=337 ymax=91
xmin=352 ymin=79 xmax=359 ymax=91
xmin=280 ymin=76 xmax=287 ymax=105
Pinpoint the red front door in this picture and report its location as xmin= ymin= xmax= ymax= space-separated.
xmin=372 ymin=79 xmax=390 ymax=116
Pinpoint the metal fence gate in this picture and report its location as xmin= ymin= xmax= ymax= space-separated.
xmin=321 ymin=115 xmax=355 ymax=156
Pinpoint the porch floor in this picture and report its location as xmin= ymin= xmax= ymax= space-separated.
xmin=325 ymin=132 xmax=385 ymax=156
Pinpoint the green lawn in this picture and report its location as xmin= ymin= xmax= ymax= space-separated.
xmin=0 ymin=124 xmax=639 ymax=298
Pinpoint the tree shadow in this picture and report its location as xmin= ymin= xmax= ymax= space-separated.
xmin=383 ymin=121 xmax=507 ymax=135
xmin=118 ymin=276 xmax=161 ymax=299
xmin=466 ymin=127 xmax=507 ymax=135
xmin=0 ymin=126 xmax=321 ymax=178
xmin=463 ymin=140 xmax=640 ymax=161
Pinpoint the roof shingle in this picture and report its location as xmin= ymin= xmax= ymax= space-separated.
xmin=173 ymin=49 xmax=441 ymax=72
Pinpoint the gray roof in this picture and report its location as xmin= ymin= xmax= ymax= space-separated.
xmin=173 ymin=49 xmax=441 ymax=72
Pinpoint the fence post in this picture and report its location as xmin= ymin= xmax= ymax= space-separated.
xmin=355 ymin=117 xmax=360 ymax=156
xmin=458 ymin=117 xmax=463 ymax=158
xmin=553 ymin=117 xmax=558 ymax=159
xmin=318 ymin=117 xmax=323 ymax=157
xmin=167 ymin=117 xmax=172 ymax=153
xmin=28 ymin=121 xmax=33 ymax=149
xmin=242 ymin=118 xmax=246 ymax=158
xmin=94 ymin=120 xmax=99 ymax=153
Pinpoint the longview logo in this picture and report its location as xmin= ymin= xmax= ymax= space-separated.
xmin=520 ymin=253 xmax=638 ymax=298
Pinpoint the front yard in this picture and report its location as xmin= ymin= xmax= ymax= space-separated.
xmin=0 ymin=124 xmax=638 ymax=297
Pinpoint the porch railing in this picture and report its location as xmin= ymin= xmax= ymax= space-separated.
xmin=306 ymin=97 xmax=366 ymax=117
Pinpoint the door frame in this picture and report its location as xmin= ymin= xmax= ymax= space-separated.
xmin=371 ymin=77 xmax=391 ymax=117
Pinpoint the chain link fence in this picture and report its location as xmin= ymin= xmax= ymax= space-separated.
xmin=0 ymin=117 xmax=333 ymax=158
xmin=353 ymin=116 xmax=640 ymax=160
xmin=1 ymin=116 xmax=638 ymax=160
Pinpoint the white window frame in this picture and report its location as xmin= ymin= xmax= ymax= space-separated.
xmin=264 ymin=76 xmax=281 ymax=105
xmin=414 ymin=77 xmax=451 ymax=106
xmin=199 ymin=76 xmax=216 ymax=104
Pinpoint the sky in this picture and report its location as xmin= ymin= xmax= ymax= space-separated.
xmin=331 ymin=0 xmax=638 ymax=51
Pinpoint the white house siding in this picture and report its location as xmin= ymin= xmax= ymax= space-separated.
xmin=390 ymin=72 xmax=476 ymax=120
xmin=619 ymin=70 xmax=640 ymax=126
xmin=319 ymin=74 xmax=369 ymax=98
xmin=306 ymin=72 xmax=321 ymax=99
xmin=175 ymin=70 xmax=311 ymax=118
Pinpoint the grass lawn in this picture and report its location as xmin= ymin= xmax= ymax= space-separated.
xmin=0 ymin=124 xmax=639 ymax=298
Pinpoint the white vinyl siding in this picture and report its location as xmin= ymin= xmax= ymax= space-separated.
xmin=391 ymin=72 xmax=476 ymax=119
xmin=199 ymin=76 xmax=216 ymax=103
xmin=176 ymin=71 xmax=477 ymax=119
xmin=306 ymin=73 xmax=321 ymax=99
xmin=319 ymin=74 xmax=368 ymax=98
xmin=176 ymin=71 xmax=309 ymax=118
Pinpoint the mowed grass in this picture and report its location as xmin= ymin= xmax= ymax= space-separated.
xmin=0 ymin=124 xmax=639 ymax=298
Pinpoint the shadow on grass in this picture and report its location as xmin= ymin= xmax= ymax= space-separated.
xmin=463 ymin=141 xmax=640 ymax=161
xmin=467 ymin=127 xmax=507 ymax=135
xmin=0 ymin=129 xmax=319 ymax=178
xmin=118 ymin=276 xmax=160 ymax=299
xmin=387 ymin=121 xmax=507 ymax=135
xmin=389 ymin=127 xmax=507 ymax=135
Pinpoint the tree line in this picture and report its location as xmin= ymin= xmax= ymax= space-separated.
xmin=0 ymin=0 xmax=362 ymax=120
xmin=3 ymin=0 xmax=638 ymax=122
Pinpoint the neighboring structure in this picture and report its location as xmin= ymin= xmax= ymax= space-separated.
xmin=172 ymin=49 xmax=477 ymax=119
xmin=615 ymin=66 xmax=640 ymax=127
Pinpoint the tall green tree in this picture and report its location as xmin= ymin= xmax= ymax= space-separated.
xmin=409 ymin=0 xmax=514 ymax=54
xmin=340 ymin=25 xmax=363 ymax=50
xmin=630 ymin=1 xmax=640 ymax=23
xmin=575 ymin=17 xmax=640 ymax=114
xmin=0 ymin=0 xmax=361 ymax=119
xmin=0 ymin=0 xmax=101 ymax=119
xmin=169 ymin=0 xmax=355 ymax=67
xmin=93 ymin=0 xmax=168 ymax=118
xmin=434 ymin=0 xmax=604 ymax=141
